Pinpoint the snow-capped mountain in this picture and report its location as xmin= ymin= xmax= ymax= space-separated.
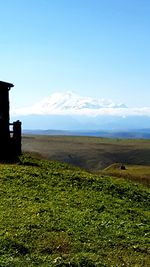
xmin=11 ymin=91 xmax=150 ymax=131
xmin=35 ymin=91 xmax=127 ymax=111
xmin=12 ymin=91 xmax=127 ymax=116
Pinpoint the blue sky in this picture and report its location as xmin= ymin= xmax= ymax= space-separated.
xmin=0 ymin=0 xmax=150 ymax=109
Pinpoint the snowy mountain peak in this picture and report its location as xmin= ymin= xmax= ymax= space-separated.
xmin=36 ymin=91 xmax=127 ymax=110
xmin=12 ymin=91 xmax=128 ymax=116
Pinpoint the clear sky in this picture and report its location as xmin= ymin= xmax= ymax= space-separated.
xmin=0 ymin=0 xmax=150 ymax=109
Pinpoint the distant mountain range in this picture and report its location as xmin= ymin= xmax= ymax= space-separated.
xmin=23 ymin=128 xmax=150 ymax=139
xmin=11 ymin=91 xmax=150 ymax=132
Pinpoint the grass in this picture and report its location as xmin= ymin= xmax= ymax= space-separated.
xmin=0 ymin=154 xmax=150 ymax=266
xmin=102 ymin=164 xmax=150 ymax=187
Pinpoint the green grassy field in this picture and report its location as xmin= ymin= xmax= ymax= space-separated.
xmin=0 ymin=154 xmax=150 ymax=266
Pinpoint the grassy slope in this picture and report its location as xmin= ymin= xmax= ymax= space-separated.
xmin=0 ymin=155 xmax=150 ymax=266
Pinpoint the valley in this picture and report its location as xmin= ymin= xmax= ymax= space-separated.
xmin=22 ymin=135 xmax=150 ymax=186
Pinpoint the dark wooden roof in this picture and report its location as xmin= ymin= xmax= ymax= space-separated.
xmin=0 ymin=81 xmax=14 ymax=89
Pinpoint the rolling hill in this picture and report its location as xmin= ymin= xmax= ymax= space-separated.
xmin=0 ymin=154 xmax=150 ymax=266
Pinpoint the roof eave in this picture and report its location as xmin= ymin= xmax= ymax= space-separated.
xmin=0 ymin=81 xmax=14 ymax=88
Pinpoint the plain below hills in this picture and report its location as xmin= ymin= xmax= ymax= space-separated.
xmin=22 ymin=135 xmax=150 ymax=172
